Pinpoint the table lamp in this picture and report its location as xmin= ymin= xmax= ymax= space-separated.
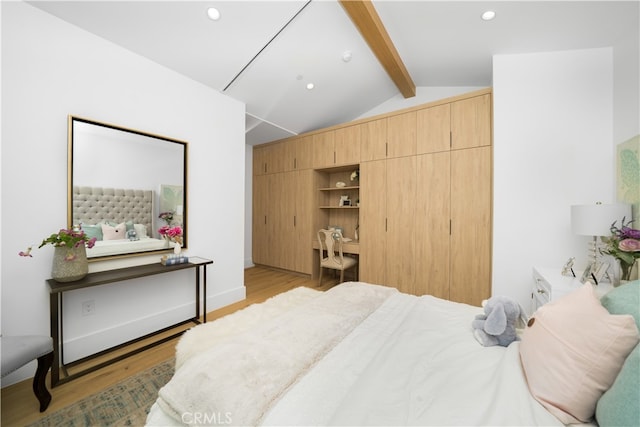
xmin=571 ymin=202 xmax=632 ymax=282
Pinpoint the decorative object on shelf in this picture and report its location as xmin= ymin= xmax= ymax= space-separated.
xmin=602 ymin=217 xmax=640 ymax=285
xmin=18 ymin=226 xmax=97 ymax=282
xmin=339 ymin=195 xmax=349 ymax=206
xmin=350 ymin=169 xmax=359 ymax=183
xmin=160 ymin=254 xmax=189 ymax=265
xmin=174 ymin=241 xmax=182 ymax=255
xmin=51 ymin=245 xmax=88 ymax=282
xmin=335 ymin=181 xmax=346 ymax=188
xmin=158 ymin=225 xmax=183 ymax=250
xmin=571 ymin=203 xmax=632 ymax=283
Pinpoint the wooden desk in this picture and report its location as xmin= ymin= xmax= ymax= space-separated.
xmin=312 ymin=241 xmax=359 ymax=280
xmin=47 ymin=257 xmax=212 ymax=386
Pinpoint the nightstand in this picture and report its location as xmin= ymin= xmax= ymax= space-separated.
xmin=531 ymin=266 xmax=613 ymax=314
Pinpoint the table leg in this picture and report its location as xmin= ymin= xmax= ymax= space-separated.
xmin=49 ymin=293 xmax=60 ymax=387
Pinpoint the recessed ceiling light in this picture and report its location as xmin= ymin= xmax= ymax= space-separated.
xmin=306 ymin=83 xmax=315 ymax=90
xmin=481 ymin=10 xmax=496 ymax=21
xmin=207 ymin=7 xmax=221 ymax=21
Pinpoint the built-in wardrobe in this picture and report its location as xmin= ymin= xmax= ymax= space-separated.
xmin=252 ymin=88 xmax=492 ymax=306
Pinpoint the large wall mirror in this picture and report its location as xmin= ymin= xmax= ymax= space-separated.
xmin=68 ymin=115 xmax=188 ymax=260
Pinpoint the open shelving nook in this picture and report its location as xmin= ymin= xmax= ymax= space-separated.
xmin=314 ymin=164 xmax=360 ymax=241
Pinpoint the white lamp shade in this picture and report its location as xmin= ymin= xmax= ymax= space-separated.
xmin=571 ymin=203 xmax=632 ymax=236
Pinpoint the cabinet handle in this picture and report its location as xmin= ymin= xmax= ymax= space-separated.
xmin=294 ymin=158 xmax=297 ymax=169
xmin=264 ymin=215 xmax=267 ymax=225
xmin=537 ymin=289 xmax=546 ymax=294
xmin=385 ymin=218 xmax=388 ymax=232
xmin=449 ymin=131 xmax=452 ymax=148
xmin=385 ymin=142 xmax=388 ymax=157
xmin=294 ymin=215 xmax=296 ymax=227
xmin=333 ymin=151 xmax=336 ymax=164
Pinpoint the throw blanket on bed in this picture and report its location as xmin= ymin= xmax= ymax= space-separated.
xmin=156 ymin=282 xmax=397 ymax=426
xmin=175 ymin=286 xmax=323 ymax=369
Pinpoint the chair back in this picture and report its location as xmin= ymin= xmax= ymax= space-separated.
xmin=317 ymin=229 xmax=345 ymax=266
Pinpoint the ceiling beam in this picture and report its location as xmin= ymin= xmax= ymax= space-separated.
xmin=339 ymin=0 xmax=416 ymax=98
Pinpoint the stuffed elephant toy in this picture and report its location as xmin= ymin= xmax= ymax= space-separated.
xmin=472 ymin=296 xmax=522 ymax=347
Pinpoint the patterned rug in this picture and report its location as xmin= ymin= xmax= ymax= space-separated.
xmin=27 ymin=358 xmax=175 ymax=427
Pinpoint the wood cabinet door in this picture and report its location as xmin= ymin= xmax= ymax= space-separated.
xmin=253 ymin=173 xmax=281 ymax=265
xmin=295 ymin=135 xmax=313 ymax=170
xmin=253 ymin=145 xmax=267 ymax=175
xmin=415 ymin=152 xmax=451 ymax=298
xmin=334 ymin=125 xmax=361 ymax=166
xmin=312 ymin=131 xmax=336 ymax=168
xmin=386 ymin=111 xmax=416 ymax=159
xmin=417 ymin=104 xmax=451 ymax=154
xmin=359 ymin=160 xmax=386 ymax=285
xmin=293 ymin=170 xmax=313 ymax=274
xmin=451 ymin=94 xmax=491 ymax=150
xmin=281 ymin=139 xmax=297 ymax=172
xmin=360 ymin=118 xmax=387 ymax=162
xmin=385 ymin=156 xmax=416 ymax=293
xmin=450 ymin=146 xmax=492 ymax=306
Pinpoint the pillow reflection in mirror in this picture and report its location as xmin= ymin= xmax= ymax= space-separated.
xmin=102 ymin=222 xmax=126 ymax=240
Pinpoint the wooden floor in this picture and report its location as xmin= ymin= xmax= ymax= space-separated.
xmin=1 ymin=266 xmax=338 ymax=426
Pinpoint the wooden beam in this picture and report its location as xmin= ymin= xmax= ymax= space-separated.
xmin=339 ymin=0 xmax=416 ymax=98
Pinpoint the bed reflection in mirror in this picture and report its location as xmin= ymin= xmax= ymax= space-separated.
xmin=68 ymin=116 xmax=188 ymax=259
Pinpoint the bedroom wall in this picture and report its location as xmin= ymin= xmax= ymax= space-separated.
xmin=1 ymin=2 xmax=246 ymax=385
xmin=492 ymin=48 xmax=615 ymax=314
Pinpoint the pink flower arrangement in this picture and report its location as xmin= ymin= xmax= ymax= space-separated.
xmin=158 ymin=225 xmax=183 ymax=245
xmin=603 ymin=217 xmax=640 ymax=280
xmin=19 ymin=226 xmax=97 ymax=259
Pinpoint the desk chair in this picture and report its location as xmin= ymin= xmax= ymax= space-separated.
xmin=317 ymin=229 xmax=358 ymax=286
xmin=1 ymin=335 xmax=54 ymax=412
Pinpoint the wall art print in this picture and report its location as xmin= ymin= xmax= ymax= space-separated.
xmin=617 ymin=135 xmax=640 ymax=223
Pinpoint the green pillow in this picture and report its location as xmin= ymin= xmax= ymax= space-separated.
xmin=596 ymin=280 xmax=640 ymax=427
xmin=81 ymin=224 xmax=103 ymax=241
xmin=596 ymin=344 xmax=640 ymax=427
xmin=600 ymin=280 xmax=640 ymax=331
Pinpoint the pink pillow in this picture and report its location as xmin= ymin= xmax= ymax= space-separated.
xmin=519 ymin=284 xmax=639 ymax=423
xmin=101 ymin=222 xmax=126 ymax=240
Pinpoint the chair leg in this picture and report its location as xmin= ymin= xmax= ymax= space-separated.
xmin=33 ymin=351 xmax=53 ymax=412
xmin=340 ymin=269 xmax=344 ymax=283
xmin=318 ymin=267 xmax=323 ymax=286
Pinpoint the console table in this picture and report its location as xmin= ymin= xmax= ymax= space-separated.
xmin=47 ymin=257 xmax=213 ymax=387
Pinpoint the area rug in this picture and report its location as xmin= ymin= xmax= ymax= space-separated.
xmin=27 ymin=358 xmax=175 ymax=427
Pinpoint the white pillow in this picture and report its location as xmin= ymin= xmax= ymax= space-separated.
xmin=134 ymin=223 xmax=148 ymax=238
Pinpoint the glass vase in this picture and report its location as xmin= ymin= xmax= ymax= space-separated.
xmin=51 ymin=245 xmax=88 ymax=282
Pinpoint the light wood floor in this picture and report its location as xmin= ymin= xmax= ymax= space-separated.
xmin=1 ymin=266 xmax=338 ymax=426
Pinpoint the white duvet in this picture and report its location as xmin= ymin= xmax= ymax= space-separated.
xmin=146 ymin=282 xmax=561 ymax=427
xmin=86 ymin=237 xmax=169 ymax=257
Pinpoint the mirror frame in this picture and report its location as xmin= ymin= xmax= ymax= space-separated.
xmin=67 ymin=115 xmax=188 ymax=261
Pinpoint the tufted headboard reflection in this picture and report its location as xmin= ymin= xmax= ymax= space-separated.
xmin=73 ymin=186 xmax=154 ymax=237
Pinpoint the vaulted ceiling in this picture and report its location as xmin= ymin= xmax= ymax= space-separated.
xmin=29 ymin=1 xmax=639 ymax=145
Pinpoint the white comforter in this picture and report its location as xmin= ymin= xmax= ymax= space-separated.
xmin=86 ymin=237 xmax=169 ymax=257
xmin=146 ymin=282 xmax=561 ymax=427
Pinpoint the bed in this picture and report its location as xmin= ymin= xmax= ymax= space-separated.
xmin=73 ymin=186 xmax=173 ymax=257
xmin=146 ymin=280 xmax=640 ymax=427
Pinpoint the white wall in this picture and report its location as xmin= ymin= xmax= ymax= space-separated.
xmin=613 ymin=18 xmax=640 ymax=144
xmin=1 ymin=2 xmax=246 ymax=385
xmin=492 ymin=48 xmax=615 ymax=314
